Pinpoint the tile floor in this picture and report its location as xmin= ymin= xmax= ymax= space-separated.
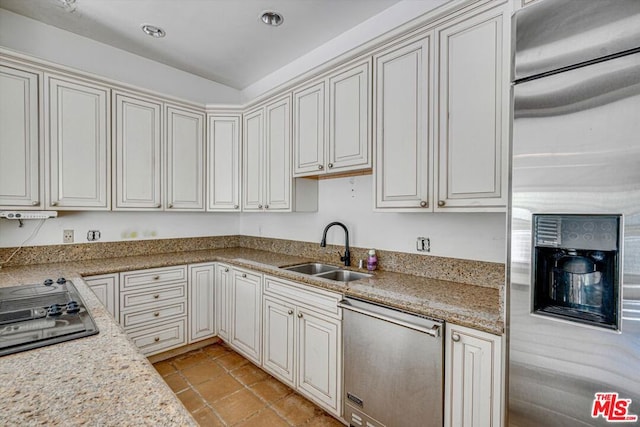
xmin=153 ymin=342 xmax=345 ymax=426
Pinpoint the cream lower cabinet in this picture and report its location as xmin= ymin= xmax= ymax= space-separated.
xmin=445 ymin=323 xmax=503 ymax=427
xmin=262 ymin=275 xmax=342 ymax=417
xmin=215 ymin=264 xmax=263 ymax=364
xmin=188 ymin=263 xmax=215 ymax=342
xmin=0 ymin=64 xmax=42 ymax=209
xmin=83 ymin=273 xmax=119 ymax=319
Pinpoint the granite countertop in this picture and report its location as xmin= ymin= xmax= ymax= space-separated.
xmin=0 ymin=246 xmax=502 ymax=425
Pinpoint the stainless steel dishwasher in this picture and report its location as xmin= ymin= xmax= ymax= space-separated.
xmin=339 ymin=297 xmax=443 ymax=427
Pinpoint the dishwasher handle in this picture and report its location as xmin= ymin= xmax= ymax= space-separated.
xmin=338 ymin=299 xmax=441 ymax=337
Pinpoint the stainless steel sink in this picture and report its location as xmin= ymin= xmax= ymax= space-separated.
xmin=283 ymin=263 xmax=340 ymax=275
xmin=315 ymin=270 xmax=372 ymax=282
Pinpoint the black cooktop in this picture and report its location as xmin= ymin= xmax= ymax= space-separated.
xmin=0 ymin=279 xmax=99 ymax=356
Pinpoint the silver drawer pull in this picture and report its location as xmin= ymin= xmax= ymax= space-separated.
xmin=154 ymin=337 xmax=160 ymax=342
xmin=153 ymin=276 xmax=160 ymax=280
xmin=288 ymin=310 xmax=294 ymax=315
xmin=153 ymin=312 xmax=160 ymax=317
xmin=297 ymin=313 xmax=303 ymax=319
xmin=241 ymin=273 xmax=247 ymax=278
xmin=452 ymin=333 xmax=461 ymax=342
xmin=224 ymin=268 xmax=229 ymax=272
xmin=153 ymin=294 xmax=160 ymax=299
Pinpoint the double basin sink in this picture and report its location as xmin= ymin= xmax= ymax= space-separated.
xmin=282 ymin=263 xmax=372 ymax=283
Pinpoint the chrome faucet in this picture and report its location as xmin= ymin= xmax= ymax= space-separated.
xmin=320 ymin=222 xmax=350 ymax=266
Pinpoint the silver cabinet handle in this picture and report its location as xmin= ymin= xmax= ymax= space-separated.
xmin=420 ymin=201 xmax=427 ymax=208
xmin=452 ymin=333 xmax=461 ymax=342
xmin=51 ymin=201 xmax=58 ymax=206
xmin=32 ymin=201 xmax=38 ymax=206
xmin=265 ymin=205 xmax=269 ymax=209
xmin=241 ymin=273 xmax=247 ymax=278
xmin=438 ymin=200 xmax=446 ymax=207
xmin=297 ymin=312 xmax=303 ymax=318
xmin=153 ymin=312 xmax=160 ymax=317
xmin=328 ymin=163 xmax=334 ymax=169
xmin=168 ymin=203 xmax=173 ymax=208
xmin=153 ymin=275 xmax=160 ymax=280
xmin=288 ymin=310 xmax=294 ymax=315
xmin=233 ymin=205 xmax=239 ymax=209
xmin=318 ymin=164 xmax=324 ymax=170
xmin=258 ymin=204 xmax=263 ymax=209
xmin=153 ymin=294 xmax=160 ymax=299
xmin=224 ymin=267 xmax=229 ymax=272
xmin=154 ymin=337 xmax=160 ymax=342
xmin=156 ymin=204 xmax=161 ymax=208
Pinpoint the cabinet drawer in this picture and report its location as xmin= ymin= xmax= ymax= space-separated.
xmin=120 ymin=266 xmax=187 ymax=290
xmin=121 ymin=283 xmax=186 ymax=311
xmin=121 ymin=301 xmax=187 ymax=328
xmin=264 ymin=275 xmax=342 ymax=318
xmin=127 ymin=318 xmax=187 ymax=356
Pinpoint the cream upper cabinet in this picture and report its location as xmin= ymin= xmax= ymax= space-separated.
xmin=374 ymin=34 xmax=433 ymax=211
xmin=113 ymin=91 xmax=162 ymax=210
xmin=0 ymin=65 xmax=41 ymax=208
xmin=445 ymin=323 xmax=503 ymax=427
xmin=293 ymin=81 xmax=325 ymax=176
xmin=47 ymin=75 xmax=110 ymax=210
xmin=293 ymin=58 xmax=372 ymax=177
xmin=165 ymin=105 xmax=205 ymax=211
xmin=435 ymin=3 xmax=510 ymax=211
xmin=207 ymin=114 xmax=241 ymax=211
xmin=243 ymin=95 xmax=311 ymax=212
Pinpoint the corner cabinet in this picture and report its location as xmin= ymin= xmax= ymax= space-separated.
xmin=0 ymin=65 xmax=42 ymax=209
xmin=374 ymin=34 xmax=433 ymax=211
xmin=113 ymin=91 xmax=163 ymax=210
xmin=188 ymin=263 xmax=216 ymax=342
xmin=207 ymin=114 xmax=241 ymax=211
xmin=83 ymin=273 xmax=119 ymax=319
xmin=293 ymin=58 xmax=372 ymax=177
xmin=46 ymin=75 xmax=111 ymax=210
xmin=434 ymin=3 xmax=510 ymax=211
xmin=445 ymin=323 xmax=503 ymax=427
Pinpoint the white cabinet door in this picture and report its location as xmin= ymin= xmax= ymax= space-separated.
xmin=84 ymin=273 xmax=119 ymax=319
xmin=242 ymin=108 xmax=264 ymax=211
xmin=328 ymin=60 xmax=371 ymax=172
xmin=445 ymin=324 xmax=503 ymax=427
xmin=0 ymin=65 xmax=41 ymax=208
xmin=215 ymin=263 xmax=232 ymax=341
xmin=374 ymin=35 xmax=433 ymax=211
xmin=264 ymin=95 xmax=292 ymax=211
xmin=113 ymin=92 xmax=162 ymax=210
xmin=166 ymin=105 xmax=204 ymax=211
xmin=263 ymin=296 xmax=296 ymax=387
xmin=293 ymin=81 xmax=326 ymax=176
xmin=435 ymin=4 xmax=509 ymax=210
xmin=47 ymin=76 xmax=110 ymax=209
xmin=189 ymin=263 xmax=215 ymax=342
xmin=207 ymin=114 xmax=241 ymax=211
xmin=297 ymin=307 xmax=340 ymax=415
xmin=230 ymin=268 xmax=262 ymax=364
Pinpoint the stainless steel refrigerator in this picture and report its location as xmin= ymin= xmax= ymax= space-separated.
xmin=508 ymin=1 xmax=640 ymax=425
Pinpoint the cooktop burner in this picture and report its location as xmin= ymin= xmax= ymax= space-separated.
xmin=0 ymin=279 xmax=99 ymax=356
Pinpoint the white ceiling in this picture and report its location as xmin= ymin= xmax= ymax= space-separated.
xmin=0 ymin=0 xmax=404 ymax=89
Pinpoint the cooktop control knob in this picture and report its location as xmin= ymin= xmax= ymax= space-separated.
xmin=66 ymin=301 xmax=80 ymax=314
xmin=43 ymin=279 xmax=54 ymax=286
xmin=56 ymin=278 xmax=67 ymax=284
xmin=47 ymin=304 xmax=63 ymax=316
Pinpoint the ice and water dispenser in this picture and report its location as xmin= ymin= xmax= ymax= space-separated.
xmin=532 ymin=214 xmax=621 ymax=330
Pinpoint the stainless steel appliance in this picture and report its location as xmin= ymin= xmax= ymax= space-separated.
xmin=339 ymin=297 xmax=443 ymax=427
xmin=0 ymin=279 xmax=98 ymax=356
xmin=509 ymin=1 xmax=640 ymax=425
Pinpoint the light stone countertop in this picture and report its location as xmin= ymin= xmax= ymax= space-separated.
xmin=0 ymin=246 xmax=502 ymax=425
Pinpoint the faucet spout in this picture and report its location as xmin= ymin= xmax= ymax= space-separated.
xmin=320 ymin=222 xmax=350 ymax=266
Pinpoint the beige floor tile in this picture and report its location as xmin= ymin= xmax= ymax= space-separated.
xmin=176 ymin=388 xmax=206 ymax=413
xmin=163 ymin=372 xmax=189 ymax=393
xmin=191 ymin=407 xmax=224 ymax=427
xmin=213 ymin=389 xmax=265 ymax=426
xmin=173 ymin=350 xmax=210 ymax=370
xmin=203 ymin=343 xmax=231 ymax=359
xmin=249 ymin=377 xmax=293 ymax=404
xmin=235 ymin=407 xmax=290 ymax=427
xmin=153 ymin=360 xmax=177 ymax=377
xmin=304 ymin=414 xmax=345 ymax=426
xmin=194 ymin=375 xmax=244 ymax=403
xmin=272 ymin=393 xmax=320 ymax=425
xmin=181 ymin=359 xmax=226 ymax=385
xmin=230 ymin=363 xmax=269 ymax=386
xmin=216 ymin=352 xmax=250 ymax=371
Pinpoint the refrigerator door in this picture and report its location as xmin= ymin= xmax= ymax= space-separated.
xmin=508 ymin=51 xmax=640 ymax=426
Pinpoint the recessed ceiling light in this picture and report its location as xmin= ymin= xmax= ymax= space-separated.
xmin=141 ymin=24 xmax=166 ymax=38
xmin=260 ymin=11 xmax=284 ymax=27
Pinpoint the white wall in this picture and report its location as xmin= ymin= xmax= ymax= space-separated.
xmin=241 ymin=0 xmax=450 ymax=101
xmin=240 ymin=175 xmax=507 ymax=263
xmin=0 ymin=211 xmax=240 ymax=248
xmin=0 ymin=9 xmax=241 ymax=104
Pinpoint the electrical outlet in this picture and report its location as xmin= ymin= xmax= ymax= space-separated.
xmin=417 ymin=237 xmax=430 ymax=252
xmin=63 ymin=229 xmax=74 ymax=243
xmin=87 ymin=230 xmax=101 ymax=241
